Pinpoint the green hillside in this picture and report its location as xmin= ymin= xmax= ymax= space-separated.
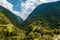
xmin=23 ymin=1 xmax=60 ymax=40
xmin=0 ymin=12 xmax=60 ymax=40
xmin=0 ymin=11 xmax=25 ymax=40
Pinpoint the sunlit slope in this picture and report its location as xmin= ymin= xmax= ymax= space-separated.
xmin=0 ymin=12 xmax=25 ymax=40
xmin=0 ymin=12 xmax=11 ymax=25
xmin=0 ymin=11 xmax=15 ymax=33
xmin=0 ymin=6 xmax=23 ymax=28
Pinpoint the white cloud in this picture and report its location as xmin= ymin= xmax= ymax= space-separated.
xmin=0 ymin=0 xmax=59 ymax=20
xmin=40 ymin=0 xmax=58 ymax=3
xmin=0 ymin=0 xmax=13 ymax=11
xmin=0 ymin=0 xmax=20 ymax=15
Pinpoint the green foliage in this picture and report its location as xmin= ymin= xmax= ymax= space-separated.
xmin=42 ymin=35 xmax=53 ymax=40
xmin=0 ymin=12 xmax=25 ymax=40
xmin=0 ymin=12 xmax=11 ymax=24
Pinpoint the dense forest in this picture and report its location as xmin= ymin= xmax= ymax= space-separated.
xmin=0 ymin=11 xmax=60 ymax=40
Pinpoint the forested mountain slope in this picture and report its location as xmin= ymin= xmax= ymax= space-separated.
xmin=0 ymin=6 xmax=23 ymax=28
xmin=25 ymin=1 xmax=60 ymax=29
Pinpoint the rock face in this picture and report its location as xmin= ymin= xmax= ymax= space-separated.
xmin=24 ymin=1 xmax=60 ymax=29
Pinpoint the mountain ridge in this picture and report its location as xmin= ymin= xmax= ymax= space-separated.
xmin=0 ymin=6 xmax=24 ymax=28
xmin=25 ymin=1 xmax=60 ymax=20
xmin=24 ymin=1 xmax=60 ymax=29
xmin=0 ymin=1 xmax=60 ymax=29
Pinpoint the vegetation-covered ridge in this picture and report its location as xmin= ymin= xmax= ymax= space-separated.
xmin=0 ymin=6 xmax=24 ymax=28
xmin=24 ymin=1 xmax=60 ymax=40
xmin=0 ymin=11 xmax=26 ymax=40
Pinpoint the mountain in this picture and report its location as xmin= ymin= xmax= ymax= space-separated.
xmin=0 ymin=1 xmax=60 ymax=40
xmin=25 ymin=1 xmax=60 ymax=29
xmin=0 ymin=6 xmax=23 ymax=28
xmin=0 ymin=1 xmax=60 ymax=29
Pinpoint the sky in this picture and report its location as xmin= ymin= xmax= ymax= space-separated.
xmin=0 ymin=0 xmax=59 ymax=20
